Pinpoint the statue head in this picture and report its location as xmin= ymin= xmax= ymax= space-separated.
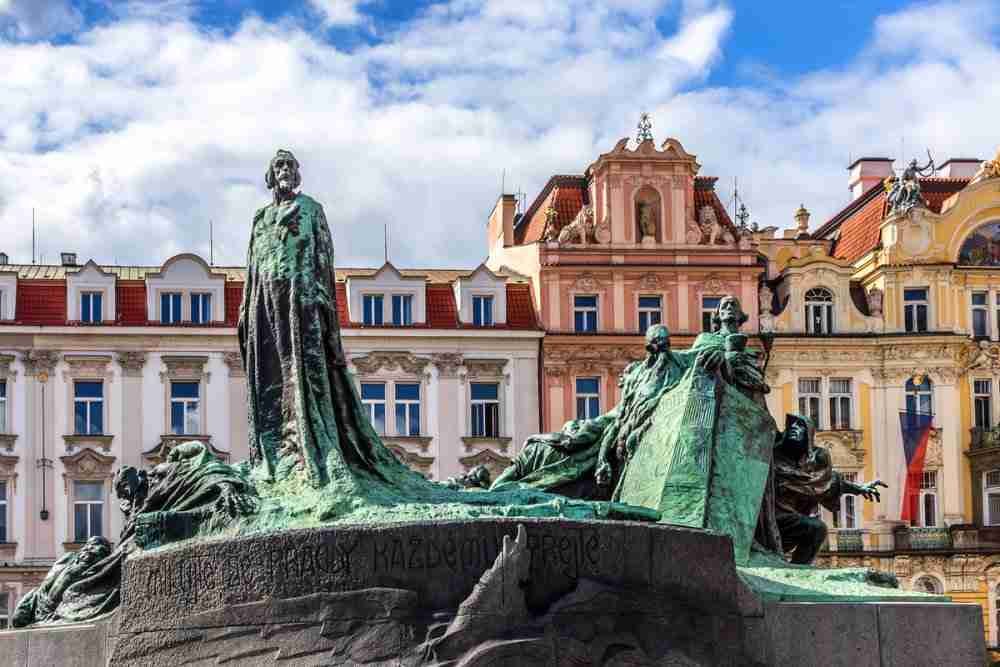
xmin=77 ymin=536 xmax=112 ymax=567
xmin=468 ymin=464 xmax=492 ymax=488
xmin=644 ymin=324 xmax=671 ymax=355
xmin=265 ymin=149 xmax=301 ymax=199
xmin=785 ymin=413 xmax=811 ymax=446
xmin=711 ymin=295 xmax=748 ymax=332
xmin=113 ymin=466 xmax=148 ymax=517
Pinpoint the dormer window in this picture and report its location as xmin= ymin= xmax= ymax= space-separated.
xmin=363 ymin=294 xmax=384 ymax=325
xmin=161 ymin=292 xmax=182 ymax=324
xmin=80 ymin=291 xmax=103 ymax=323
xmin=473 ymin=295 xmax=494 ymax=327
xmin=805 ymin=288 xmax=834 ymax=334
xmin=190 ymin=293 xmax=212 ymax=324
xmin=392 ymin=294 xmax=413 ymax=325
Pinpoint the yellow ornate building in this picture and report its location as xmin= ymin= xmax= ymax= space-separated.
xmin=757 ymin=149 xmax=1000 ymax=644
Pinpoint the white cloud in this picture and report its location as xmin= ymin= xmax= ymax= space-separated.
xmin=0 ymin=0 xmax=82 ymax=38
xmin=309 ymin=0 xmax=367 ymax=26
xmin=0 ymin=0 xmax=998 ymax=271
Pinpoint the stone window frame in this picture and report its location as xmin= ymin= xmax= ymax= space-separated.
xmin=361 ymin=292 xmax=386 ymax=326
xmin=470 ymin=293 xmax=495 ymax=327
xmin=461 ymin=358 xmax=511 ymax=449
xmin=572 ymin=293 xmax=599 ymax=333
xmin=0 ymin=354 xmax=16 ymax=448
xmin=350 ymin=352 xmax=432 ymax=449
xmin=902 ymin=285 xmax=931 ymax=333
xmin=59 ymin=448 xmax=116 ymax=549
xmin=0 ymin=454 xmax=17 ymax=557
xmin=61 ymin=355 xmax=114 ymax=452
xmin=573 ymin=375 xmax=602 ymax=421
xmin=983 ymin=469 xmax=1000 ymax=527
xmin=636 ymin=293 xmax=663 ymax=334
xmin=159 ymin=355 xmax=210 ymax=439
xmin=795 ymin=375 xmax=858 ymax=432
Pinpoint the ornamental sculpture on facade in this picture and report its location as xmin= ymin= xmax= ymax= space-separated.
xmin=886 ymin=151 xmax=936 ymax=215
xmin=556 ymin=204 xmax=597 ymax=245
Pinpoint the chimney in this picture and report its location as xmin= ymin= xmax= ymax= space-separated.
xmin=847 ymin=157 xmax=894 ymax=200
xmin=487 ymin=194 xmax=517 ymax=249
xmin=938 ymin=158 xmax=981 ymax=179
xmin=60 ymin=252 xmax=78 ymax=267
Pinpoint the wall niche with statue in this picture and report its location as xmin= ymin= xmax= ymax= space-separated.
xmin=634 ymin=186 xmax=662 ymax=244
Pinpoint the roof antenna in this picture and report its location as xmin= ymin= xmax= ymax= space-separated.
xmin=384 ymin=223 xmax=389 ymax=264
xmin=32 ymin=208 xmax=36 ymax=265
xmin=501 ymin=168 xmax=506 ymax=196
xmin=209 ymin=219 xmax=214 ymax=266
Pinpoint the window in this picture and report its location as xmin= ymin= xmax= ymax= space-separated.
xmin=73 ymin=480 xmax=103 ymax=542
xmin=394 ymin=383 xmax=420 ymax=436
xmin=972 ymin=291 xmax=989 ymax=338
xmin=169 ymin=381 xmax=200 ymax=435
xmin=905 ymin=376 xmax=933 ymax=416
xmin=916 ymin=471 xmax=938 ymax=527
xmin=160 ymin=292 xmax=182 ymax=324
xmin=0 ymin=380 xmax=6 ymax=433
xmin=361 ymin=383 xmax=386 ymax=435
xmin=0 ymin=591 xmax=7 ymax=630
xmin=363 ymin=294 xmax=384 ymax=326
xmin=638 ymin=296 xmax=662 ymax=333
xmin=829 ymin=378 xmax=852 ymax=430
xmin=392 ymin=295 xmax=413 ymax=326
xmin=832 ymin=471 xmax=858 ymax=529
xmin=80 ymin=291 xmax=103 ymax=323
xmin=73 ymin=381 xmax=104 ymax=435
xmin=470 ymin=382 xmax=500 ymax=437
xmin=975 ymin=379 xmax=993 ymax=429
xmin=904 ymin=288 xmax=929 ymax=333
xmin=798 ymin=378 xmax=821 ymax=427
xmin=190 ymin=293 xmax=212 ymax=324
xmin=574 ymin=295 xmax=598 ymax=332
xmin=575 ymin=378 xmax=601 ymax=420
xmin=0 ymin=480 xmax=6 ymax=543
xmin=804 ymin=288 xmax=834 ymax=334
xmin=701 ymin=296 xmax=721 ymax=333
xmin=914 ymin=575 xmax=942 ymax=595
xmin=985 ymin=470 xmax=1000 ymax=526
xmin=472 ymin=295 xmax=494 ymax=327
xmin=0 ymin=290 xmax=4 ymax=320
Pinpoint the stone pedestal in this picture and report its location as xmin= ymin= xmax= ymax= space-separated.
xmin=0 ymin=518 xmax=985 ymax=666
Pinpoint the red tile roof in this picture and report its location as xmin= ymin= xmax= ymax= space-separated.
xmin=16 ymin=281 xmax=66 ymax=325
xmin=694 ymin=176 xmax=737 ymax=230
xmin=505 ymin=284 xmax=539 ymax=329
xmin=514 ymin=175 xmax=588 ymax=244
xmin=426 ymin=285 xmax=459 ymax=328
xmin=117 ymin=281 xmax=147 ymax=325
xmin=824 ymin=177 xmax=970 ymax=262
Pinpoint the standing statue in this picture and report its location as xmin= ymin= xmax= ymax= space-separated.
xmin=774 ymin=414 xmax=886 ymax=564
xmin=637 ymin=201 xmax=657 ymax=241
xmin=886 ymin=151 xmax=935 ymax=215
xmin=240 ymin=149 xmax=409 ymax=488
xmin=691 ymin=296 xmax=769 ymax=400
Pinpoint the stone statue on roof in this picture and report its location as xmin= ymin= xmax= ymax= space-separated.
xmin=887 ymin=151 xmax=935 ymax=215
xmin=557 ymin=204 xmax=596 ymax=245
xmin=972 ymin=145 xmax=1000 ymax=184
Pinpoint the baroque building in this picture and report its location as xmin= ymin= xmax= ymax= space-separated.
xmin=487 ymin=134 xmax=759 ymax=430
xmin=0 ymin=253 xmax=540 ymax=625
xmin=757 ymin=149 xmax=1000 ymax=644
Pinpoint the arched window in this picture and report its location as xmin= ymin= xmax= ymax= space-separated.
xmin=914 ymin=575 xmax=943 ymax=595
xmin=805 ymin=287 xmax=834 ymax=334
xmin=905 ymin=376 xmax=933 ymax=415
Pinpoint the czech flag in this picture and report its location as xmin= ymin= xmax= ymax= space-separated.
xmin=899 ymin=410 xmax=934 ymax=524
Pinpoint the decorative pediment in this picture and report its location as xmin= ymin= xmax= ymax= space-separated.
xmin=386 ymin=443 xmax=434 ymax=477
xmin=352 ymin=352 xmax=432 ymax=376
xmin=815 ymin=430 xmax=866 ymax=467
xmin=60 ymin=448 xmax=116 ymax=478
xmin=62 ymin=354 xmax=113 ymax=380
xmin=697 ymin=274 xmax=733 ymax=297
xmin=463 ymin=358 xmax=508 ymax=378
xmin=160 ymin=355 xmax=209 ymax=381
xmin=636 ymin=272 xmax=661 ymax=290
xmin=23 ymin=350 xmax=59 ymax=378
xmin=144 ymin=435 xmax=226 ymax=466
xmin=572 ymin=272 xmax=603 ymax=292
xmin=459 ymin=448 xmax=512 ymax=481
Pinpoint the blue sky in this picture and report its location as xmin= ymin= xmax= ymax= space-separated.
xmin=0 ymin=0 xmax=998 ymax=267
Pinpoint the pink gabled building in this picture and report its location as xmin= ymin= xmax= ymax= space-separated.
xmin=487 ymin=134 xmax=764 ymax=431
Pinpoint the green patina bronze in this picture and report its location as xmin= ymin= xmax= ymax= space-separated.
xmin=11 ymin=151 xmax=931 ymax=629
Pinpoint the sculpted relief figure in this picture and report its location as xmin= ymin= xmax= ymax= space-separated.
xmin=773 ymin=414 xmax=886 ymax=564
xmin=637 ymin=201 xmax=657 ymax=241
xmin=557 ymin=205 xmax=597 ymax=245
xmin=492 ymin=325 xmax=692 ymax=497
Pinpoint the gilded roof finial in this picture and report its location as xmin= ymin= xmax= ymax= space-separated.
xmin=636 ymin=112 xmax=653 ymax=144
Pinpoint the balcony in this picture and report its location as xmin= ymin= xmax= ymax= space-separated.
xmin=970 ymin=427 xmax=1000 ymax=451
xmin=892 ymin=525 xmax=952 ymax=550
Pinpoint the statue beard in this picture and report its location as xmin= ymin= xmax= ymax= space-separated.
xmin=274 ymin=175 xmax=298 ymax=202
